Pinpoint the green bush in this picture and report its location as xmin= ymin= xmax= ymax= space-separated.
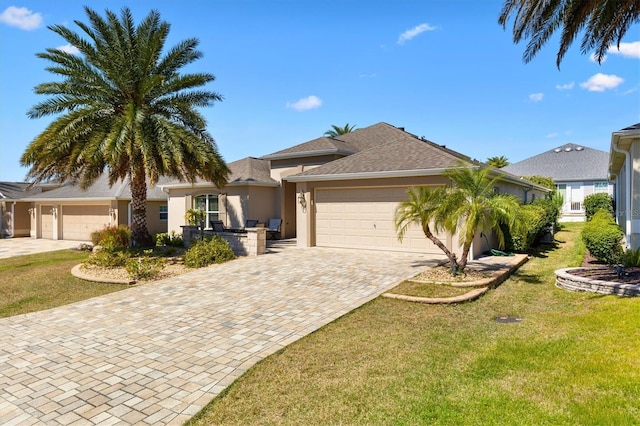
xmin=532 ymin=197 xmax=561 ymax=228
xmin=155 ymin=231 xmax=184 ymax=247
xmin=506 ymin=204 xmax=546 ymax=252
xmin=581 ymin=210 xmax=624 ymax=264
xmin=184 ymin=236 xmax=235 ymax=268
xmin=622 ymin=247 xmax=640 ymax=267
xmin=584 ymin=193 xmax=614 ymax=221
xmin=125 ymin=252 xmax=166 ymax=280
xmin=91 ymin=225 xmax=131 ymax=248
xmin=84 ymin=249 xmax=131 ymax=268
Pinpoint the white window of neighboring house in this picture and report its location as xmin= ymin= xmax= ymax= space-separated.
xmin=159 ymin=205 xmax=168 ymax=221
xmin=594 ymin=182 xmax=609 ymax=194
xmin=194 ymin=194 xmax=219 ymax=227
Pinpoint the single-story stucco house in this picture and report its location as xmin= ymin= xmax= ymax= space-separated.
xmin=609 ymin=123 xmax=640 ymax=250
xmin=162 ymin=122 xmax=549 ymax=260
xmin=0 ymin=182 xmax=58 ymax=238
xmin=502 ymin=143 xmax=613 ymax=222
xmin=21 ymin=174 xmax=169 ymax=241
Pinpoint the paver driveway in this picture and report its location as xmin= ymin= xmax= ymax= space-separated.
xmin=0 ymin=247 xmax=442 ymax=425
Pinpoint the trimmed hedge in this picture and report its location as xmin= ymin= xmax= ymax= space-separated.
xmin=584 ymin=193 xmax=613 ymax=221
xmin=581 ymin=209 xmax=624 ymax=264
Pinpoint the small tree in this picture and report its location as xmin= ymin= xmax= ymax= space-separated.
xmin=487 ymin=155 xmax=510 ymax=168
xmin=395 ymin=164 xmax=522 ymax=274
xmin=324 ymin=123 xmax=356 ymax=138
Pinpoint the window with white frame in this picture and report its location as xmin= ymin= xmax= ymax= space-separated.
xmin=194 ymin=194 xmax=219 ymax=227
xmin=159 ymin=205 xmax=168 ymax=221
xmin=594 ymin=182 xmax=608 ymax=194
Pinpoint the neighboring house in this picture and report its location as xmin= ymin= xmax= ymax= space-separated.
xmin=608 ymin=123 xmax=640 ymax=250
xmin=163 ymin=122 xmax=548 ymax=260
xmin=0 ymin=182 xmax=55 ymax=238
xmin=503 ymin=143 xmax=613 ymax=222
xmin=22 ymin=174 xmax=169 ymax=241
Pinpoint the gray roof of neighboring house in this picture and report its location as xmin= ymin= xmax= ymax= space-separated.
xmin=502 ymin=143 xmax=610 ymax=181
xmin=620 ymin=123 xmax=640 ymax=131
xmin=161 ymin=157 xmax=278 ymax=188
xmin=24 ymin=174 xmax=169 ymax=201
xmin=0 ymin=182 xmax=44 ymax=201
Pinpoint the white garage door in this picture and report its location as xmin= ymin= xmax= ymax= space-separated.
xmin=40 ymin=206 xmax=54 ymax=239
xmin=315 ymin=187 xmax=448 ymax=253
xmin=62 ymin=205 xmax=110 ymax=241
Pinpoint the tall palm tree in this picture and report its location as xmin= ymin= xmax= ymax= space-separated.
xmin=20 ymin=7 xmax=229 ymax=246
xmin=324 ymin=123 xmax=356 ymax=138
xmin=499 ymin=0 xmax=640 ymax=67
xmin=487 ymin=155 xmax=510 ymax=168
xmin=395 ymin=164 xmax=522 ymax=274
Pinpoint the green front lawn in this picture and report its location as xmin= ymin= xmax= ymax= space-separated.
xmin=188 ymin=223 xmax=640 ymax=425
xmin=0 ymin=250 xmax=129 ymax=318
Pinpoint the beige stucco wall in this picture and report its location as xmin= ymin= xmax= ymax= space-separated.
xmin=166 ymin=186 xmax=277 ymax=235
xmin=0 ymin=201 xmax=31 ymax=237
xmin=145 ymin=201 xmax=168 ymax=236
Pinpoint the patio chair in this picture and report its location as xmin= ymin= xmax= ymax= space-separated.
xmin=266 ymin=218 xmax=282 ymax=240
xmin=245 ymin=219 xmax=259 ymax=228
xmin=210 ymin=220 xmax=226 ymax=232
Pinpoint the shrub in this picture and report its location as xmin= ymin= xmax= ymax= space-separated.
xmin=91 ymin=225 xmax=131 ymax=248
xmin=622 ymin=247 xmax=640 ymax=267
xmin=155 ymin=231 xmax=184 ymax=247
xmin=184 ymin=236 xmax=235 ymax=268
xmin=581 ymin=210 xmax=624 ymax=264
xmin=84 ymin=249 xmax=131 ymax=268
xmin=584 ymin=193 xmax=614 ymax=221
xmin=506 ymin=203 xmax=546 ymax=252
xmin=532 ymin=197 xmax=561 ymax=229
xmin=125 ymin=252 xmax=166 ymax=280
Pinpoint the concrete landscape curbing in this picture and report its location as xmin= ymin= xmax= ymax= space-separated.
xmin=383 ymin=254 xmax=529 ymax=304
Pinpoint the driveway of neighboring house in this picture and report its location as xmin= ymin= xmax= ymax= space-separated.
xmin=0 ymin=246 xmax=444 ymax=425
xmin=0 ymin=238 xmax=89 ymax=259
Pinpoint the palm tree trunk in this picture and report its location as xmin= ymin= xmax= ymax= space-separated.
xmin=458 ymin=243 xmax=471 ymax=273
xmin=130 ymin=166 xmax=152 ymax=247
xmin=423 ymin=224 xmax=459 ymax=274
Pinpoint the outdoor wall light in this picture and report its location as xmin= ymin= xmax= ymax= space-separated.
xmin=298 ymin=189 xmax=307 ymax=212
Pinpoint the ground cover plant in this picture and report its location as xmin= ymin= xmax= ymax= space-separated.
xmin=0 ymin=250 xmax=128 ymax=318
xmin=187 ymin=223 xmax=640 ymax=425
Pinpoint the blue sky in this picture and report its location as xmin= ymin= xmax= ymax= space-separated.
xmin=1 ymin=0 xmax=638 ymax=182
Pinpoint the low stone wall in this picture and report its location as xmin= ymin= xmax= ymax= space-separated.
xmin=181 ymin=226 xmax=266 ymax=256
xmin=555 ymin=268 xmax=640 ymax=297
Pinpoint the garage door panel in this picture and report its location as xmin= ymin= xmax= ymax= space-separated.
xmin=315 ymin=188 xmax=447 ymax=254
xmin=62 ymin=205 xmax=110 ymax=241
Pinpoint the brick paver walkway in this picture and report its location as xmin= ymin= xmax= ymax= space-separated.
xmin=0 ymin=238 xmax=89 ymax=259
xmin=0 ymin=247 xmax=443 ymax=425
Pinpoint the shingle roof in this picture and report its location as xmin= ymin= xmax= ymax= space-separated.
xmin=502 ymin=143 xmax=609 ymax=181
xmin=285 ymin=123 xmax=473 ymax=179
xmin=621 ymin=123 xmax=640 ymax=131
xmin=262 ymin=136 xmax=358 ymax=159
xmin=24 ymin=174 xmax=169 ymax=201
xmin=0 ymin=182 xmax=43 ymax=200
xmin=161 ymin=157 xmax=278 ymax=188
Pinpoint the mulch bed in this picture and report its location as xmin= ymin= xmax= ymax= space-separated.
xmin=568 ymin=251 xmax=640 ymax=285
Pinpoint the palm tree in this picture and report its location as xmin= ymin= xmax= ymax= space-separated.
xmin=395 ymin=164 xmax=522 ymax=274
xmin=20 ymin=7 xmax=229 ymax=246
xmin=324 ymin=123 xmax=356 ymax=138
xmin=499 ymin=0 xmax=640 ymax=67
xmin=487 ymin=155 xmax=510 ymax=168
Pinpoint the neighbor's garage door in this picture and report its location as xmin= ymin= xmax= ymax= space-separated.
xmin=315 ymin=187 xmax=448 ymax=253
xmin=40 ymin=206 xmax=54 ymax=239
xmin=62 ymin=205 xmax=110 ymax=241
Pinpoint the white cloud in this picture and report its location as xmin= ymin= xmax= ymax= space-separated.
xmin=397 ymin=23 xmax=437 ymax=45
xmin=0 ymin=6 xmax=42 ymax=30
xmin=57 ymin=44 xmax=79 ymax=54
xmin=546 ymin=132 xmax=559 ymax=138
xmin=555 ymin=82 xmax=574 ymax=90
xmin=580 ymin=73 xmax=624 ymax=92
xmin=529 ymin=92 xmax=544 ymax=102
xmin=608 ymin=41 xmax=640 ymax=59
xmin=286 ymin=95 xmax=322 ymax=111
